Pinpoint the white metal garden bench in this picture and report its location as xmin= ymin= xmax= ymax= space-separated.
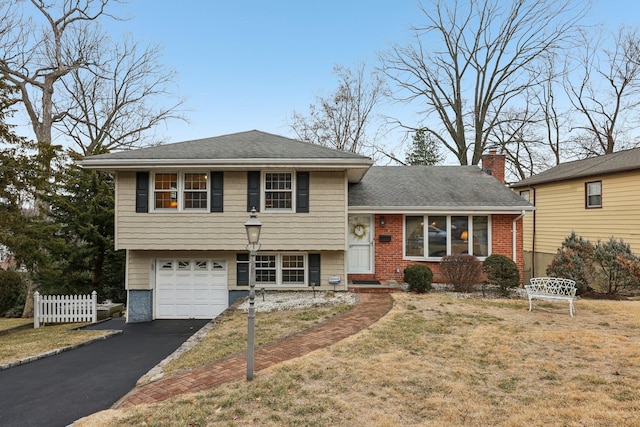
xmin=524 ymin=277 xmax=577 ymax=317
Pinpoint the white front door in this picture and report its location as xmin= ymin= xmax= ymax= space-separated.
xmin=347 ymin=215 xmax=373 ymax=273
xmin=155 ymin=259 xmax=228 ymax=319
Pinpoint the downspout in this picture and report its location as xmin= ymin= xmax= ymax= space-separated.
xmin=512 ymin=210 xmax=526 ymax=263
xmin=531 ymin=186 xmax=536 ymax=277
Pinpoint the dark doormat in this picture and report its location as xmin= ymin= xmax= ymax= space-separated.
xmin=352 ymin=279 xmax=381 ymax=285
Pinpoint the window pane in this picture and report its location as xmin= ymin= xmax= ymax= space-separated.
xmin=405 ymin=216 xmax=424 ymax=257
xmin=428 ymin=216 xmax=447 ymax=257
xmin=282 ymin=255 xmax=305 ymax=284
xmin=184 ymin=173 xmax=208 ymax=209
xmin=255 ymin=255 xmax=277 ymax=284
xmin=184 ymin=173 xmax=207 ymax=190
xmin=154 ymin=173 xmax=178 ymax=209
xmin=587 ymin=181 xmax=602 ymax=207
xmin=185 ymin=191 xmax=207 ymax=209
xmin=472 ymin=216 xmax=489 ymax=257
xmin=451 ymin=216 xmax=469 ymax=256
xmin=265 ymin=173 xmax=292 ymax=209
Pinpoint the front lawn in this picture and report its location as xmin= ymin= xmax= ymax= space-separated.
xmin=0 ymin=321 xmax=115 ymax=365
xmin=78 ymin=293 xmax=640 ymax=426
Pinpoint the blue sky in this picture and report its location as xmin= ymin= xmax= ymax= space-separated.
xmin=106 ymin=0 xmax=418 ymax=146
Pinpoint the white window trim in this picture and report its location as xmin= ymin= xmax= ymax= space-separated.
xmin=403 ymin=214 xmax=492 ymax=261
xmin=255 ymin=252 xmax=308 ymax=286
xmin=151 ymin=171 xmax=209 ymax=212
xmin=262 ymin=171 xmax=295 ymax=212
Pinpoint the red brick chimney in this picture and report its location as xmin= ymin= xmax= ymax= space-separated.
xmin=481 ymin=150 xmax=506 ymax=184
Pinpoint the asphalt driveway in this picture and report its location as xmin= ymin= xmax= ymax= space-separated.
xmin=0 ymin=317 xmax=210 ymax=427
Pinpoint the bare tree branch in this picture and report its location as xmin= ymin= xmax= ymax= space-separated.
xmin=289 ymin=62 xmax=388 ymax=155
xmin=565 ymin=25 xmax=640 ymax=155
xmin=380 ymin=0 xmax=588 ymax=165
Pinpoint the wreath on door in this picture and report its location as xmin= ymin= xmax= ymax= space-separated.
xmin=350 ymin=221 xmax=368 ymax=240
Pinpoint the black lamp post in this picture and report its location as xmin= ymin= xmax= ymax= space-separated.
xmin=244 ymin=207 xmax=262 ymax=381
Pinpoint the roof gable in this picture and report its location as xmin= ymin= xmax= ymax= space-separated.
xmin=513 ymin=147 xmax=640 ymax=187
xmin=80 ymin=130 xmax=373 ymax=182
xmin=82 ymin=130 xmax=370 ymax=162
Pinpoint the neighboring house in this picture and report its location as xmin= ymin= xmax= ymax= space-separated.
xmin=512 ymin=147 xmax=640 ymax=281
xmin=81 ymin=130 xmax=532 ymax=322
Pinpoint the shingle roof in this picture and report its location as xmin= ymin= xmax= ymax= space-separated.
xmin=82 ymin=130 xmax=370 ymax=162
xmin=349 ymin=166 xmax=532 ymax=211
xmin=512 ymin=147 xmax=640 ymax=187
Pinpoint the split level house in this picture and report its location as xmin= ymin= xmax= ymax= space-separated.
xmin=512 ymin=147 xmax=640 ymax=281
xmin=81 ymin=130 xmax=533 ymax=322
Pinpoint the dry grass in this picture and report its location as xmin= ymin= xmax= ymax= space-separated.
xmin=0 ymin=318 xmax=33 ymax=332
xmin=164 ymin=303 xmax=353 ymax=375
xmin=79 ymin=294 xmax=640 ymax=426
xmin=0 ymin=322 xmax=114 ymax=365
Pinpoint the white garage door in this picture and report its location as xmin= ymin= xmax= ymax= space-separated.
xmin=156 ymin=259 xmax=228 ymax=319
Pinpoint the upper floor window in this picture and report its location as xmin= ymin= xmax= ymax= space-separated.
xmin=519 ymin=190 xmax=530 ymax=202
xmin=153 ymin=172 xmax=208 ymax=211
xmin=264 ymin=172 xmax=293 ymax=210
xmin=405 ymin=215 xmax=490 ymax=259
xmin=586 ymin=181 xmax=602 ymax=208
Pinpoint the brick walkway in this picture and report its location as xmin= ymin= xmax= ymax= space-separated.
xmin=114 ymin=292 xmax=393 ymax=408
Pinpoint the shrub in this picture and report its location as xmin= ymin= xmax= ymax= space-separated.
xmin=404 ymin=264 xmax=433 ymax=293
xmin=546 ymin=232 xmax=595 ymax=294
xmin=0 ymin=270 xmax=25 ymax=317
xmin=483 ymin=254 xmax=520 ymax=294
xmin=592 ymin=238 xmax=640 ymax=294
xmin=440 ymin=254 xmax=482 ymax=293
xmin=547 ymin=233 xmax=640 ymax=295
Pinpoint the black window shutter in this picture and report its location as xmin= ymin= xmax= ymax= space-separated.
xmin=210 ymin=171 xmax=224 ymax=212
xmin=308 ymin=253 xmax=321 ymax=286
xmin=237 ymin=253 xmax=249 ymax=286
xmin=135 ymin=172 xmax=149 ymax=213
xmin=247 ymin=171 xmax=260 ymax=212
xmin=296 ymin=171 xmax=309 ymax=213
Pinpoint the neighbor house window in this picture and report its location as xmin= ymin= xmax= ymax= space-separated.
xmin=264 ymin=172 xmax=293 ymax=210
xmin=519 ymin=190 xmax=530 ymax=202
xmin=404 ymin=215 xmax=490 ymax=259
xmin=255 ymin=253 xmax=307 ymax=286
xmin=153 ymin=172 xmax=208 ymax=211
xmin=586 ymin=181 xmax=602 ymax=208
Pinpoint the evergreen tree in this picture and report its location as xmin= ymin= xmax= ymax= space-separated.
xmin=405 ymin=129 xmax=444 ymax=165
xmin=45 ymin=157 xmax=125 ymax=301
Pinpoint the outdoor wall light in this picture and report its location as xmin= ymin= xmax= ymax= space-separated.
xmin=379 ymin=216 xmax=386 ymax=227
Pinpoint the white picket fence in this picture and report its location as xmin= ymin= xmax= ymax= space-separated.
xmin=33 ymin=291 xmax=97 ymax=328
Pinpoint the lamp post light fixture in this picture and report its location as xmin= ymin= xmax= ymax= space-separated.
xmin=244 ymin=207 xmax=262 ymax=381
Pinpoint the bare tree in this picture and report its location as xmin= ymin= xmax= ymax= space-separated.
xmin=0 ymin=0 xmax=182 ymax=156
xmin=492 ymin=55 xmax=573 ymax=181
xmin=0 ymin=0 xmax=111 ymax=149
xmin=380 ymin=0 xmax=587 ymax=165
xmin=565 ymin=25 xmax=640 ymax=156
xmin=58 ymin=35 xmax=184 ymax=155
xmin=289 ymin=63 xmax=387 ymax=155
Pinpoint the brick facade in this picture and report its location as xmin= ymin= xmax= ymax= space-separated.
xmin=348 ymin=213 xmax=525 ymax=285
